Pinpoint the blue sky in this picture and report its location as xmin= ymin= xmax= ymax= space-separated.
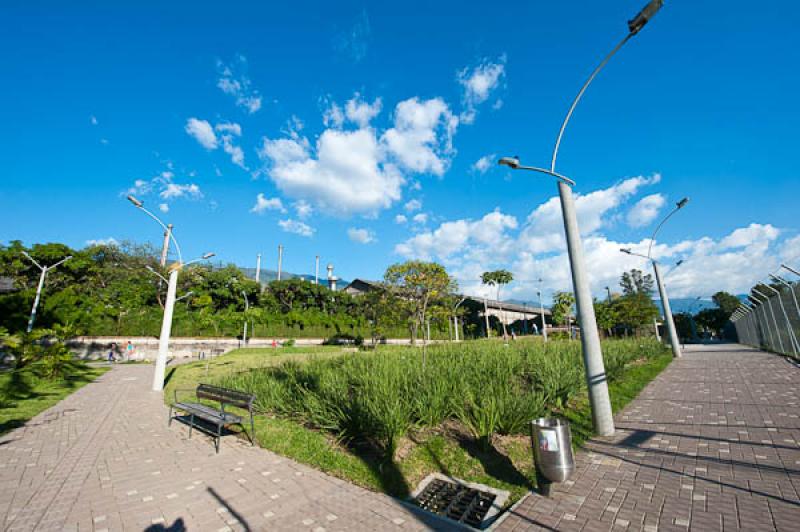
xmin=2 ymin=1 xmax=798 ymax=301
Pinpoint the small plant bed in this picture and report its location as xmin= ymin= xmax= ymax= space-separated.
xmin=166 ymin=339 xmax=671 ymax=507
xmin=0 ymin=362 xmax=109 ymax=436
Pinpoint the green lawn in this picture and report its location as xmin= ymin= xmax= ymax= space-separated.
xmin=0 ymin=364 xmax=109 ymax=436
xmin=164 ymin=341 xmax=672 ymax=506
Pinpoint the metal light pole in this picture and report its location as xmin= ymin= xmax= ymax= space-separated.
xmin=277 ymin=245 xmax=283 ymax=281
xmin=620 ymin=248 xmax=682 ymax=357
xmin=255 ymin=253 xmax=262 ymax=283
xmin=21 ymin=252 xmax=72 ymax=333
xmin=538 ymin=279 xmax=548 ymax=342
xmin=242 ymin=290 xmax=250 ymax=345
xmin=128 ymin=194 xmax=214 ymax=391
xmin=496 ymin=0 xmax=664 ymax=436
xmin=160 ymin=224 xmax=173 ymax=267
xmin=315 ymin=255 xmax=320 ymax=285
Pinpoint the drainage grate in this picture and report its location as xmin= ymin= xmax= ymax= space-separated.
xmin=414 ymin=478 xmax=497 ymax=528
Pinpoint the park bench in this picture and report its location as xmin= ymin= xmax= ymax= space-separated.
xmin=169 ymin=384 xmax=256 ymax=453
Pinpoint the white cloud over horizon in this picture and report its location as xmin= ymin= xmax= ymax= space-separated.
xmin=394 ymin=175 xmax=792 ymax=301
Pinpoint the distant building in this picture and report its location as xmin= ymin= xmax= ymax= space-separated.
xmin=0 ymin=277 xmax=17 ymax=294
xmin=342 ymin=278 xmax=381 ymax=296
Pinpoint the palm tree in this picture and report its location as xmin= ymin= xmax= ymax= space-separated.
xmin=481 ymin=270 xmax=514 ymax=340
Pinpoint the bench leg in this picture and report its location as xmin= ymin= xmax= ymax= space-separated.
xmin=250 ymin=413 xmax=256 ymax=446
xmin=216 ymin=423 xmax=222 ymax=453
xmin=188 ymin=414 xmax=194 ymax=439
xmin=168 ymin=406 xmax=173 ymax=427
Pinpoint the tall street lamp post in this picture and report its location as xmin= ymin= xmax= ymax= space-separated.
xmin=128 ymin=194 xmax=214 ymax=391
xmin=21 ymin=252 xmax=72 ymax=333
xmin=620 ymin=197 xmax=689 ymax=357
xmin=620 ymin=247 xmax=683 ymax=356
xmin=497 ymin=0 xmax=666 ymax=436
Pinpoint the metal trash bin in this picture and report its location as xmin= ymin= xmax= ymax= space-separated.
xmin=530 ymin=417 xmax=575 ymax=496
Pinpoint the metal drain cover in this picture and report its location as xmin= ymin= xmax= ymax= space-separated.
xmin=410 ymin=474 xmax=509 ymax=529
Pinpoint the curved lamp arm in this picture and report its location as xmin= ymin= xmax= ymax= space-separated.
xmin=647 ymin=197 xmax=689 ymax=259
xmin=551 ymin=33 xmax=633 ymax=173
xmin=127 ymin=195 xmax=183 ymax=265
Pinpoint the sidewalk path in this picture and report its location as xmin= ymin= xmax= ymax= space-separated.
xmin=494 ymin=344 xmax=800 ymax=531
xmin=0 ymin=364 xmax=449 ymax=531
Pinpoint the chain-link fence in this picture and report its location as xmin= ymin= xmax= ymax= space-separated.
xmin=731 ymin=268 xmax=800 ymax=358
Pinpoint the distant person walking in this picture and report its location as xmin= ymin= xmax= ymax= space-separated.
xmin=125 ymin=340 xmax=135 ymax=361
xmin=107 ymin=342 xmax=117 ymax=364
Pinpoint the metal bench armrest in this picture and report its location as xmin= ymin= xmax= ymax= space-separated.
xmin=173 ymin=387 xmax=197 ymax=404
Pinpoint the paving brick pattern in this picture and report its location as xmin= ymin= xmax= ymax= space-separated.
xmin=494 ymin=345 xmax=800 ymax=531
xmin=0 ymin=364 xmax=450 ymax=531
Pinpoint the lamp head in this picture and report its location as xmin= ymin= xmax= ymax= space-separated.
xmin=127 ymin=195 xmax=144 ymax=208
xmin=676 ymin=260 xmax=684 ymax=267
xmin=676 ymin=197 xmax=689 ymax=209
xmin=498 ymin=156 xmax=520 ymax=169
xmin=620 ymin=248 xmax=632 ymax=255
xmin=628 ymin=0 xmax=664 ymax=35
xmin=202 ymin=252 xmax=215 ymax=260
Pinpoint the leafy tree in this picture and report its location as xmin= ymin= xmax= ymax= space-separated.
xmin=620 ymin=269 xmax=654 ymax=296
xmin=384 ymin=261 xmax=456 ymax=365
xmin=712 ymin=291 xmax=741 ymax=316
xmin=551 ymin=291 xmax=575 ymax=327
xmin=594 ymin=299 xmax=619 ymax=337
xmin=361 ymin=284 xmax=401 ymax=347
xmin=481 ymin=269 xmax=513 ymax=340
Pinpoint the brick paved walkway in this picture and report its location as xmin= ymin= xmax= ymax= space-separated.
xmin=494 ymin=344 xmax=800 ymax=531
xmin=0 ymin=364 xmax=449 ymax=531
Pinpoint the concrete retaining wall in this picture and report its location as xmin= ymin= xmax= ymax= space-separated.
xmin=67 ymin=336 xmax=421 ymax=360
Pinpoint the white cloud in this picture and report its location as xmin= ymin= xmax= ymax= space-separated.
xmin=293 ymin=200 xmax=313 ymax=219
xmin=404 ymin=199 xmax=422 ymax=212
xmin=185 ymin=118 xmax=218 ymax=149
xmin=519 ymin=173 xmax=662 ymax=254
xmin=251 ymin=193 xmax=286 ymax=214
xmin=217 ymin=57 xmax=262 ymax=113
xmin=260 ymin=92 xmax=467 ymax=216
xmin=278 ymin=218 xmax=315 ymax=237
xmin=348 ymin=227 xmax=376 ymax=244
xmin=627 ymin=193 xmax=666 ymax=228
xmin=90 ymin=115 xmax=98 ymax=126
xmin=345 ymin=94 xmax=382 ymax=127
xmin=215 ymin=122 xmax=242 ymax=136
xmin=395 ymin=214 xmax=408 ymax=224
xmin=381 ymin=97 xmax=458 ymax=176
xmin=458 ymin=56 xmax=506 ymax=123
xmin=159 ymin=203 xmax=169 ymax=213
xmin=393 ymin=175 xmax=790 ymax=302
xmin=86 ymin=237 xmax=118 ymax=247
xmin=396 ymin=209 xmax=517 ymax=263
xmin=215 ymin=122 xmax=246 ymax=168
xmin=472 ymin=154 xmax=494 ymax=174
xmin=160 ymin=183 xmax=202 ymax=200
xmin=412 ymin=213 xmax=428 ymax=225
xmin=125 ymin=170 xmax=201 ymax=205
xmin=259 ymin=127 xmax=403 ymax=216
xmin=720 ymin=223 xmax=781 ymax=249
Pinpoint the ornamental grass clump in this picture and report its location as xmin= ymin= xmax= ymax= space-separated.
xmin=218 ymin=338 xmax=666 ymax=459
